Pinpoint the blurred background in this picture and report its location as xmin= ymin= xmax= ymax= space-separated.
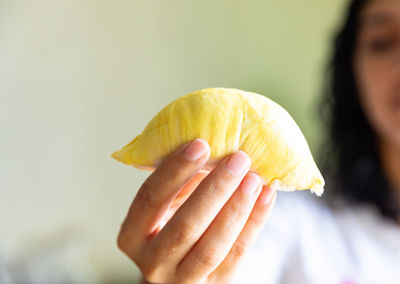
xmin=0 ymin=0 xmax=346 ymax=283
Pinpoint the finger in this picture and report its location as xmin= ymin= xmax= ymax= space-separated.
xmin=176 ymin=172 xmax=262 ymax=279
xmin=144 ymin=151 xmax=251 ymax=272
xmin=118 ymin=139 xmax=210 ymax=250
xmin=154 ymin=171 xmax=209 ymax=235
xmin=216 ymin=186 xmax=277 ymax=276
xmin=171 ymin=171 xmax=209 ymax=210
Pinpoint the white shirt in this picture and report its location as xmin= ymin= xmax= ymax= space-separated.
xmin=236 ymin=191 xmax=400 ymax=284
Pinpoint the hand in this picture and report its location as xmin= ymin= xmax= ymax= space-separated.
xmin=117 ymin=138 xmax=276 ymax=284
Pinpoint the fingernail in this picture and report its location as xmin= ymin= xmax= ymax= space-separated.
xmin=241 ymin=173 xmax=261 ymax=195
xmin=225 ymin=151 xmax=250 ymax=176
xmin=260 ymin=188 xmax=275 ymax=205
xmin=184 ymin=138 xmax=210 ymax=161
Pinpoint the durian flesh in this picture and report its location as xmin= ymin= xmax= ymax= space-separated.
xmin=112 ymin=88 xmax=325 ymax=196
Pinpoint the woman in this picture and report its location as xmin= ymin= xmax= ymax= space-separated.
xmin=117 ymin=0 xmax=400 ymax=283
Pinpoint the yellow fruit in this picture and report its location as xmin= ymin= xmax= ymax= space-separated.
xmin=112 ymin=88 xmax=324 ymax=196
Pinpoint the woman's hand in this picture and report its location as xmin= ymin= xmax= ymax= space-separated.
xmin=117 ymin=138 xmax=276 ymax=284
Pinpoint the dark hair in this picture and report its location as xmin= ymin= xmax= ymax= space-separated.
xmin=320 ymin=0 xmax=399 ymax=220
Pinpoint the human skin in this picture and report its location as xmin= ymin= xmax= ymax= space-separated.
xmin=354 ymin=0 xmax=400 ymax=207
xmin=116 ymin=0 xmax=400 ymax=282
xmin=117 ymin=138 xmax=276 ymax=284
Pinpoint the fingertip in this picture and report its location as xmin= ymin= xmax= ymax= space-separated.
xmin=224 ymin=151 xmax=251 ymax=176
xmin=259 ymin=186 xmax=276 ymax=205
xmin=183 ymin=138 xmax=211 ymax=162
xmin=240 ymin=172 xmax=262 ymax=195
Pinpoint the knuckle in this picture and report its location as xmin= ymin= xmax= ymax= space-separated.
xmin=137 ymin=181 xmax=158 ymax=209
xmin=134 ymin=247 xmax=169 ymax=283
xmin=221 ymin=203 xmax=243 ymax=234
xmin=193 ymin=245 xmax=221 ymax=268
xmin=148 ymin=239 xmax=167 ymax=259
xmin=116 ymin=229 xmax=139 ymax=261
xmin=116 ymin=230 xmax=128 ymax=251
xmin=172 ymin=219 xmax=197 ymax=245
xmin=208 ymin=178 xmax=224 ymax=196
xmin=247 ymin=212 xmax=262 ymax=228
xmin=141 ymin=264 xmax=165 ymax=284
xmin=147 ymin=220 xmax=196 ymax=261
xmin=231 ymin=240 xmax=247 ymax=259
xmin=116 ymin=218 xmax=130 ymax=250
xmin=161 ymin=152 xmax=190 ymax=175
xmin=225 ymin=202 xmax=242 ymax=220
xmin=166 ymin=166 xmax=182 ymax=182
xmin=117 ymin=221 xmax=142 ymax=260
xmin=207 ymin=170 xmax=236 ymax=197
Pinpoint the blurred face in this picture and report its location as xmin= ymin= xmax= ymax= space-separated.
xmin=354 ymin=0 xmax=400 ymax=148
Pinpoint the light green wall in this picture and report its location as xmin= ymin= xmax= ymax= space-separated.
xmin=0 ymin=0 xmax=347 ymax=282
